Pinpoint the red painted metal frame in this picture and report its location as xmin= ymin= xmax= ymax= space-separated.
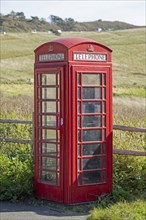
xmin=71 ymin=66 xmax=112 ymax=203
xmin=34 ymin=37 xmax=112 ymax=204
xmin=34 ymin=67 xmax=64 ymax=202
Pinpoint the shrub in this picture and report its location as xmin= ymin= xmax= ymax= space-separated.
xmin=88 ymin=199 xmax=146 ymax=220
xmin=113 ymin=155 xmax=146 ymax=200
xmin=0 ymin=142 xmax=34 ymax=201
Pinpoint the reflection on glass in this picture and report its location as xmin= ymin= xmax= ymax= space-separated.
xmin=78 ymin=102 xmax=81 ymax=113
xmin=42 ymin=74 xmax=56 ymax=85
xmin=42 ymin=88 xmax=56 ymax=99
xmin=78 ymin=116 xmax=81 ymax=127
xmin=42 ymin=129 xmax=56 ymax=141
xmin=79 ymin=170 xmax=102 ymax=185
xmin=78 ymin=74 xmax=81 ymax=85
xmin=78 ymin=130 xmax=81 ymax=141
xmin=78 ymin=145 xmax=81 ymax=156
xmin=42 ymin=157 xmax=56 ymax=170
xmin=82 ymin=144 xmax=102 ymax=155
xmin=78 ymin=159 xmax=81 ymax=170
xmin=83 ymin=88 xmax=101 ymax=99
xmin=82 ymin=74 xmax=101 ymax=85
xmin=83 ymin=115 xmax=101 ymax=127
xmin=78 ymin=88 xmax=81 ymax=99
xmin=102 ymin=74 xmax=106 ymax=85
xmin=42 ymin=101 xmax=56 ymax=113
xmin=83 ymin=130 xmax=101 ymax=141
xmin=103 ymin=129 xmax=106 ymax=141
xmin=103 ymin=115 xmax=106 ymax=127
xmin=42 ymin=171 xmax=56 ymax=184
xmin=103 ymin=102 xmax=106 ymax=113
xmin=42 ymin=143 xmax=56 ymax=155
xmin=82 ymin=102 xmax=101 ymax=113
xmin=83 ymin=157 xmax=102 ymax=170
xmin=42 ymin=115 xmax=56 ymax=128
xmin=103 ymin=88 xmax=106 ymax=100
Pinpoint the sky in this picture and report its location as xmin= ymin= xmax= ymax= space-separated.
xmin=1 ymin=0 xmax=146 ymax=26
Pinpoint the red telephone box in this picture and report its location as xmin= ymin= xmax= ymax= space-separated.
xmin=34 ymin=37 xmax=112 ymax=204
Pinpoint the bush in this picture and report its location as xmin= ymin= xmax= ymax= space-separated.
xmin=113 ymin=155 xmax=146 ymax=200
xmin=0 ymin=142 xmax=34 ymax=201
xmin=88 ymin=199 xmax=146 ymax=220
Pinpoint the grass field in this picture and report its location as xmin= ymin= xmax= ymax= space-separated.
xmin=1 ymin=28 xmax=145 ymax=119
xmin=1 ymin=29 xmax=145 ymax=87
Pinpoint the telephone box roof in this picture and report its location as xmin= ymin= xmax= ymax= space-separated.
xmin=34 ymin=37 xmax=112 ymax=52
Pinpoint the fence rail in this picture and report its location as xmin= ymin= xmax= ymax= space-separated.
xmin=0 ymin=118 xmax=145 ymax=156
xmin=113 ymin=125 xmax=146 ymax=133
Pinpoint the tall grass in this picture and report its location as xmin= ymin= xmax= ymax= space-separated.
xmin=1 ymin=29 xmax=145 ymax=90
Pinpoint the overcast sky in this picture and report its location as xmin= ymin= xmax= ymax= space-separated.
xmin=1 ymin=0 xmax=145 ymax=26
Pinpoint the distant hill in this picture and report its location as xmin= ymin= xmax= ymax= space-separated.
xmin=0 ymin=11 xmax=142 ymax=33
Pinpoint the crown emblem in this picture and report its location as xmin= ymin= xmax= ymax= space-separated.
xmin=87 ymin=45 xmax=94 ymax=52
xmin=48 ymin=45 xmax=53 ymax=52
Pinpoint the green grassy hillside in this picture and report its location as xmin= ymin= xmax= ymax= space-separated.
xmin=1 ymin=28 xmax=145 ymax=94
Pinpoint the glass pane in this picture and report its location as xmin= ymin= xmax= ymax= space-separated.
xmin=83 ymin=157 xmax=102 ymax=170
xmin=42 ymin=74 xmax=56 ymax=85
xmin=78 ymin=116 xmax=81 ymax=127
xmin=83 ymin=115 xmax=101 ymax=127
xmin=102 ymin=74 xmax=106 ymax=85
xmin=83 ymin=144 xmax=102 ymax=155
xmin=42 ymin=143 xmax=56 ymax=155
xmin=42 ymin=129 xmax=56 ymax=141
xmin=42 ymin=88 xmax=56 ymax=99
xmin=78 ymin=159 xmax=81 ymax=170
xmin=83 ymin=88 xmax=101 ymax=99
xmin=42 ymin=171 xmax=56 ymax=184
xmin=83 ymin=130 xmax=102 ymax=141
xmin=42 ymin=115 xmax=56 ymax=128
xmin=78 ymin=145 xmax=81 ymax=156
xmin=78 ymin=130 xmax=81 ymax=141
xmin=78 ymin=88 xmax=81 ymax=99
xmin=78 ymin=102 xmax=81 ymax=113
xmin=82 ymin=102 xmax=101 ymax=113
xmin=103 ymin=102 xmax=106 ymax=113
xmin=42 ymin=157 xmax=56 ymax=170
xmin=102 ymin=88 xmax=106 ymax=100
xmin=57 ymin=159 xmax=60 ymax=170
xmin=42 ymin=101 xmax=56 ymax=113
xmin=103 ymin=129 xmax=106 ymax=141
xmin=82 ymin=170 xmax=102 ymax=184
xmin=78 ymin=74 xmax=81 ymax=85
xmin=82 ymin=74 xmax=101 ymax=85
xmin=103 ymin=115 xmax=106 ymax=127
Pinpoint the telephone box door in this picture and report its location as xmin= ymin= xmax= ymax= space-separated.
xmin=71 ymin=66 xmax=112 ymax=203
xmin=34 ymin=67 xmax=64 ymax=202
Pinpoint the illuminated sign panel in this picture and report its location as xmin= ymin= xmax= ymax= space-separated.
xmin=74 ymin=53 xmax=107 ymax=61
xmin=39 ymin=53 xmax=64 ymax=62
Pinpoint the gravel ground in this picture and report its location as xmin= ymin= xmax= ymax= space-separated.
xmin=0 ymin=201 xmax=89 ymax=220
